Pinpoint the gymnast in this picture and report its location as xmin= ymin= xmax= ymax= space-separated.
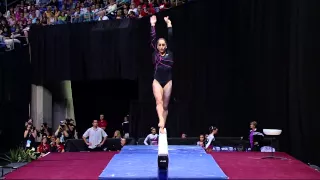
xmin=150 ymin=15 xmax=173 ymax=134
xmin=144 ymin=127 xmax=159 ymax=145
xmin=205 ymin=126 xmax=218 ymax=152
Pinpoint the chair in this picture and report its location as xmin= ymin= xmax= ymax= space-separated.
xmin=261 ymin=129 xmax=287 ymax=160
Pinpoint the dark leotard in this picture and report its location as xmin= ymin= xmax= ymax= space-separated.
xmin=151 ymin=26 xmax=174 ymax=87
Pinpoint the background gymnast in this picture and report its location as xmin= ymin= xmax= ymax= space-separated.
xmin=150 ymin=15 xmax=173 ymax=134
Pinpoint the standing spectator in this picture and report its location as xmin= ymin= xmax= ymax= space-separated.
xmin=144 ymin=127 xmax=158 ymax=145
xmin=24 ymin=124 xmax=37 ymax=149
xmin=40 ymin=123 xmax=52 ymax=138
xmin=98 ymin=114 xmax=107 ymax=130
xmin=122 ymin=115 xmax=130 ymax=138
xmin=197 ymin=134 xmax=205 ymax=148
xmin=82 ymin=119 xmax=108 ymax=151
xmin=249 ymin=121 xmax=264 ymax=151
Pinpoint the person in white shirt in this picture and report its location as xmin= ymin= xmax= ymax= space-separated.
xmin=82 ymin=120 xmax=108 ymax=151
xmin=106 ymin=0 xmax=117 ymax=14
xmin=205 ymin=126 xmax=218 ymax=152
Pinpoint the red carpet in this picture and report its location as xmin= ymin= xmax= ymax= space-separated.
xmin=4 ymin=151 xmax=320 ymax=179
xmin=5 ymin=152 xmax=117 ymax=179
xmin=211 ymin=152 xmax=320 ymax=179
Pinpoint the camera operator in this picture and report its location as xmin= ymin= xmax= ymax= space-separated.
xmin=24 ymin=123 xmax=37 ymax=149
xmin=54 ymin=119 xmax=77 ymax=143
xmin=40 ymin=123 xmax=52 ymax=138
xmin=25 ymin=118 xmax=33 ymax=127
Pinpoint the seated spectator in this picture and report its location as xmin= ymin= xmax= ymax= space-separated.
xmin=113 ymin=130 xmax=122 ymax=138
xmin=197 ymin=134 xmax=205 ymax=148
xmin=82 ymin=119 xmax=108 ymax=151
xmin=181 ymin=133 xmax=187 ymax=138
xmin=50 ymin=136 xmax=65 ymax=153
xmin=117 ymin=138 xmax=126 ymax=151
xmin=106 ymin=0 xmax=117 ymax=14
xmin=144 ymin=127 xmax=158 ymax=145
xmin=37 ymin=136 xmax=50 ymax=156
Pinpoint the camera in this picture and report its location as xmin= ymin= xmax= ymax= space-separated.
xmin=60 ymin=119 xmax=75 ymax=127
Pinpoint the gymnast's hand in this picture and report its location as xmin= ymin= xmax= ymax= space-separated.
xmin=150 ymin=15 xmax=157 ymax=26
xmin=164 ymin=16 xmax=172 ymax=27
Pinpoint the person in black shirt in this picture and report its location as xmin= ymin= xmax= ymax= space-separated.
xmin=24 ymin=124 xmax=37 ymax=149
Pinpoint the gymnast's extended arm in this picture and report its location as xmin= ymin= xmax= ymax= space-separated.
xmin=166 ymin=17 xmax=173 ymax=50
xmin=144 ymin=134 xmax=151 ymax=145
xmin=150 ymin=15 xmax=157 ymax=50
xmin=205 ymin=135 xmax=215 ymax=149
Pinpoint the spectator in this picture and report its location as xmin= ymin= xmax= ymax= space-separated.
xmin=181 ymin=133 xmax=187 ymax=138
xmin=144 ymin=127 xmax=158 ymax=145
xmin=122 ymin=115 xmax=130 ymax=138
xmin=50 ymin=136 xmax=65 ymax=152
xmin=197 ymin=134 xmax=205 ymax=148
xmin=98 ymin=114 xmax=107 ymax=130
xmin=54 ymin=119 xmax=77 ymax=143
xmin=82 ymin=119 xmax=108 ymax=151
xmin=24 ymin=123 xmax=37 ymax=149
xmin=113 ymin=130 xmax=121 ymax=138
xmin=249 ymin=121 xmax=264 ymax=151
xmin=37 ymin=136 xmax=50 ymax=156
xmin=40 ymin=122 xmax=52 ymax=138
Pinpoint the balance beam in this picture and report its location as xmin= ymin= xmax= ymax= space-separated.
xmin=158 ymin=128 xmax=169 ymax=170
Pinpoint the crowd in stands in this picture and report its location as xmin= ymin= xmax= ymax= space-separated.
xmin=0 ymin=0 xmax=184 ymax=50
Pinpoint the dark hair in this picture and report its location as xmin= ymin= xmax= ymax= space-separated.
xmin=250 ymin=121 xmax=257 ymax=127
xmin=157 ymin=38 xmax=168 ymax=46
xmin=150 ymin=127 xmax=156 ymax=131
xmin=209 ymin=126 xmax=217 ymax=132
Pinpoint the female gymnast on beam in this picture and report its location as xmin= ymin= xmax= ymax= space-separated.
xmin=150 ymin=15 xmax=173 ymax=134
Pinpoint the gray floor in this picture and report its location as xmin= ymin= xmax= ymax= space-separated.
xmin=0 ymin=162 xmax=28 ymax=177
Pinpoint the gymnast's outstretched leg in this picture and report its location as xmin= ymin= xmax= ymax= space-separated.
xmin=153 ymin=79 xmax=165 ymax=133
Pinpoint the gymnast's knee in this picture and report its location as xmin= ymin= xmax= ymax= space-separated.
xmin=163 ymin=105 xmax=168 ymax=111
xmin=156 ymin=100 xmax=164 ymax=107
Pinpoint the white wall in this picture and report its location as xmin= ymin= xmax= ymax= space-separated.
xmin=31 ymin=81 xmax=75 ymax=136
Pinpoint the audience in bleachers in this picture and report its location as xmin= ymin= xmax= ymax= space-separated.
xmin=1 ymin=0 xmax=187 ymax=50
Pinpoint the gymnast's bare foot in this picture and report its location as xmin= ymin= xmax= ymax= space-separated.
xmin=159 ymin=127 xmax=165 ymax=134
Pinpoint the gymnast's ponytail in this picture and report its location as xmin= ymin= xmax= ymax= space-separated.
xmin=209 ymin=126 xmax=217 ymax=132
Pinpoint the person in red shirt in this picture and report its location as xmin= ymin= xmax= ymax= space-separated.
xmin=50 ymin=136 xmax=65 ymax=153
xmin=98 ymin=114 xmax=107 ymax=130
xmin=37 ymin=136 xmax=50 ymax=156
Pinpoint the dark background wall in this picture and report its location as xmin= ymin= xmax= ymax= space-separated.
xmin=29 ymin=0 xmax=320 ymax=166
xmin=0 ymin=47 xmax=31 ymax=152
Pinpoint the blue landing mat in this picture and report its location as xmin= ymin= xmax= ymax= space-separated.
xmin=99 ymin=146 xmax=228 ymax=180
xmin=120 ymin=145 xmax=207 ymax=155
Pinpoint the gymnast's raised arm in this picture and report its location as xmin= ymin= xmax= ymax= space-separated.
xmin=150 ymin=15 xmax=157 ymax=50
xmin=164 ymin=16 xmax=173 ymax=50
